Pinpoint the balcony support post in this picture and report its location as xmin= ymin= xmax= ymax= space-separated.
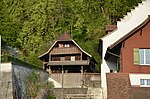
xmin=49 ymin=66 xmax=52 ymax=76
xmin=81 ymin=65 xmax=83 ymax=88
xmin=62 ymin=65 xmax=64 ymax=99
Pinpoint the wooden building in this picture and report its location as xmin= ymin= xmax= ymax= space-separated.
xmin=39 ymin=33 xmax=97 ymax=74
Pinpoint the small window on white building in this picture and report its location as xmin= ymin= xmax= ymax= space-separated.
xmin=140 ymin=79 xmax=145 ymax=85
xmin=64 ymin=44 xmax=70 ymax=47
xmin=147 ymin=79 xmax=150 ymax=86
xmin=140 ymin=79 xmax=150 ymax=87
xmin=71 ymin=56 xmax=75 ymax=61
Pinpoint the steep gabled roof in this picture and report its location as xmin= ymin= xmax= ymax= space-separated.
xmin=57 ymin=33 xmax=72 ymax=40
xmin=39 ymin=33 xmax=92 ymax=59
xmin=109 ymin=15 xmax=150 ymax=49
xmin=38 ymin=39 xmax=92 ymax=59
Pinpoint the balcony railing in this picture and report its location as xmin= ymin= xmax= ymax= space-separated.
xmin=50 ymin=47 xmax=80 ymax=55
xmin=48 ymin=60 xmax=89 ymax=66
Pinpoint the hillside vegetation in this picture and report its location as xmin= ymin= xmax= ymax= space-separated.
xmin=0 ymin=0 xmax=142 ymax=71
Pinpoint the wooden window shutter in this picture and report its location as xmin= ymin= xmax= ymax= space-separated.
xmin=133 ymin=48 xmax=139 ymax=65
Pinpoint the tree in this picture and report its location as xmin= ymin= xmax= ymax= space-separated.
xmin=0 ymin=0 xmax=142 ymax=71
xmin=26 ymin=70 xmax=54 ymax=99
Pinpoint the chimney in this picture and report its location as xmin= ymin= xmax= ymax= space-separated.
xmin=105 ymin=25 xmax=117 ymax=34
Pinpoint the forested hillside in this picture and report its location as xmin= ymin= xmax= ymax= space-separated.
xmin=0 ymin=0 xmax=142 ymax=71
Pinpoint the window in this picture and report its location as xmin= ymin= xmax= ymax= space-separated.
xmin=60 ymin=57 xmax=65 ymax=61
xmin=140 ymin=79 xmax=145 ymax=85
xmin=52 ymin=56 xmax=60 ymax=61
xmin=64 ymin=44 xmax=70 ymax=47
xmin=59 ymin=44 xmax=64 ymax=48
xmin=140 ymin=79 xmax=150 ymax=87
xmin=71 ymin=56 xmax=75 ymax=61
xmin=65 ymin=56 xmax=70 ymax=61
xmin=133 ymin=48 xmax=150 ymax=65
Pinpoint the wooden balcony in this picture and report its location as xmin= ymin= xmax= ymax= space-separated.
xmin=48 ymin=60 xmax=89 ymax=66
xmin=50 ymin=47 xmax=81 ymax=55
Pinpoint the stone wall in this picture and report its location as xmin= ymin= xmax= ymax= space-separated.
xmin=0 ymin=63 xmax=49 ymax=99
xmin=12 ymin=64 xmax=49 ymax=99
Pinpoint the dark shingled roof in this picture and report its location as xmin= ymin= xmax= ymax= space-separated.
xmin=58 ymin=33 xmax=72 ymax=40
xmin=105 ymin=25 xmax=117 ymax=33
xmin=107 ymin=73 xmax=150 ymax=99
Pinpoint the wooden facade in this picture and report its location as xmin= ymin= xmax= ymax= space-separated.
xmin=39 ymin=33 xmax=97 ymax=74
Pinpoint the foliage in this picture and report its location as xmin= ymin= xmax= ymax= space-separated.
xmin=25 ymin=53 xmax=43 ymax=68
xmin=0 ymin=0 xmax=142 ymax=71
xmin=46 ymin=94 xmax=55 ymax=99
xmin=26 ymin=70 xmax=54 ymax=99
xmin=1 ymin=55 xmax=42 ymax=69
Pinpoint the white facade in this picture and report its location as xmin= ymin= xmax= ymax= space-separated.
xmin=129 ymin=74 xmax=150 ymax=87
xmin=100 ymin=0 xmax=150 ymax=98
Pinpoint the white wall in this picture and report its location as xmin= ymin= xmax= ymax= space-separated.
xmin=129 ymin=74 xmax=150 ymax=86
xmin=0 ymin=63 xmax=12 ymax=72
xmin=0 ymin=63 xmax=13 ymax=99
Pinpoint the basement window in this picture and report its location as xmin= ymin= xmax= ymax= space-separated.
xmin=140 ymin=79 xmax=150 ymax=87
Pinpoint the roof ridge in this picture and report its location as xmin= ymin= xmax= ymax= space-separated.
xmin=57 ymin=32 xmax=72 ymax=40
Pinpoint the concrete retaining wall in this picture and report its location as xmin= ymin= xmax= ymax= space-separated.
xmin=0 ymin=63 xmax=49 ymax=99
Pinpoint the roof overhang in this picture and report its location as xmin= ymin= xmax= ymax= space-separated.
xmin=100 ymin=15 xmax=150 ymax=60
xmin=109 ymin=15 xmax=150 ymax=50
xmin=38 ymin=39 xmax=93 ymax=59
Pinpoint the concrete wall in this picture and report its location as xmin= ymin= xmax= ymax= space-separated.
xmin=53 ymin=88 xmax=88 ymax=99
xmin=0 ymin=63 xmax=13 ymax=99
xmin=0 ymin=63 xmax=49 ymax=99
